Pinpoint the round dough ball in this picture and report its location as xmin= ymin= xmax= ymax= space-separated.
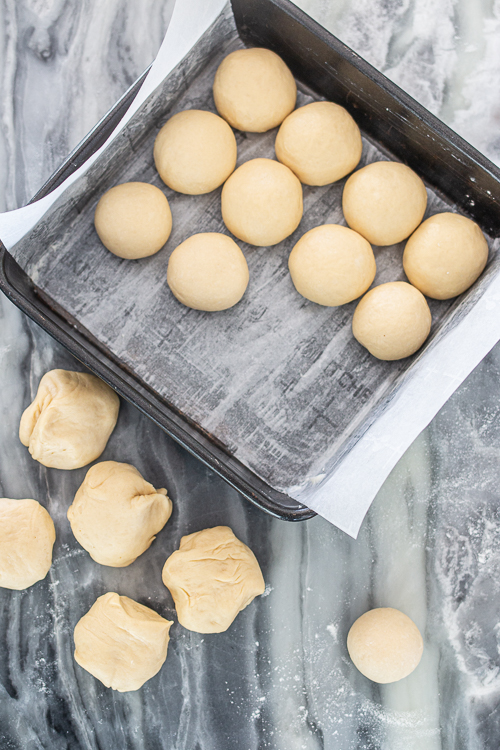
xmin=74 ymin=593 xmax=173 ymax=692
xmin=162 ymin=526 xmax=265 ymax=633
xmin=0 ymin=498 xmax=55 ymax=590
xmin=352 ymin=281 xmax=431 ymax=360
xmin=403 ymin=212 xmax=488 ymax=300
xmin=347 ymin=607 xmax=424 ymax=683
xmin=342 ymin=161 xmax=428 ymax=245
xmin=154 ymin=109 xmax=237 ymax=195
xmin=213 ymin=47 xmax=296 ymax=132
xmin=221 ymin=158 xmax=303 ymax=246
xmin=289 ymin=224 xmax=376 ymax=306
xmin=94 ymin=182 xmax=172 ymax=259
xmin=67 ymin=461 xmax=172 ymax=567
xmin=275 ymin=101 xmax=362 ymax=186
xmin=19 ymin=369 xmax=120 ymax=470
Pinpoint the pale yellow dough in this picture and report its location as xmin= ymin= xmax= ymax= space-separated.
xmin=0 ymin=498 xmax=55 ymax=590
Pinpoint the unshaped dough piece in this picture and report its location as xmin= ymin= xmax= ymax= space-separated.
xmin=74 ymin=592 xmax=173 ymax=692
xmin=67 ymin=461 xmax=172 ymax=567
xmin=19 ymin=369 xmax=120 ymax=470
xmin=0 ymin=498 xmax=56 ymax=590
xmin=162 ymin=526 xmax=265 ymax=633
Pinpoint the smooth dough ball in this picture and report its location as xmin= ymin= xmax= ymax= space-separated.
xmin=162 ymin=526 xmax=265 ymax=633
xmin=403 ymin=212 xmax=488 ymax=300
xmin=154 ymin=109 xmax=237 ymax=195
xmin=19 ymin=369 xmax=120 ymax=470
xmin=289 ymin=224 xmax=376 ymax=306
xmin=0 ymin=498 xmax=56 ymax=590
xmin=352 ymin=281 xmax=431 ymax=360
xmin=347 ymin=607 xmax=424 ymax=683
xmin=342 ymin=161 xmax=428 ymax=245
xmin=221 ymin=158 xmax=303 ymax=246
xmin=213 ymin=47 xmax=296 ymax=132
xmin=74 ymin=592 xmax=173 ymax=692
xmin=94 ymin=182 xmax=172 ymax=259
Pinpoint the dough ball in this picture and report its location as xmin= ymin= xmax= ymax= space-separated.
xmin=0 ymin=498 xmax=55 ymax=590
xmin=167 ymin=233 xmax=249 ymax=311
xmin=288 ymin=224 xmax=376 ymax=306
xmin=221 ymin=158 xmax=303 ymax=246
xmin=94 ymin=182 xmax=172 ymax=259
xmin=162 ymin=526 xmax=265 ymax=633
xmin=74 ymin=592 xmax=173 ymax=692
xmin=403 ymin=212 xmax=488 ymax=300
xmin=19 ymin=369 xmax=120 ymax=470
xmin=342 ymin=161 xmax=428 ymax=245
xmin=275 ymin=101 xmax=362 ymax=186
xmin=347 ymin=607 xmax=424 ymax=683
xmin=154 ymin=109 xmax=237 ymax=195
xmin=67 ymin=461 xmax=172 ymax=567
xmin=213 ymin=47 xmax=296 ymax=132
xmin=352 ymin=281 xmax=431 ymax=360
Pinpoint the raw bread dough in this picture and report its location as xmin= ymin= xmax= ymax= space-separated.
xmin=19 ymin=369 xmax=120 ymax=470
xmin=221 ymin=158 xmax=303 ymax=246
xmin=67 ymin=461 xmax=172 ymax=567
xmin=275 ymin=101 xmax=362 ymax=186
xmin=74 ymin=592 xmax=173 ymax=692
xmin=342 ymin=161 xmax=428 ymax=245
xmin=288 ymin=224 xmax=376 ymax=306
xmin=167 ymin=233 xmax=249 ymax=311
xmin=154 ymin=109 xmax=237 ymax=194
xmin=403 ymin=212 xmax=488 ymax=299
xmin=162 ymin=526 xmax=265 ymax=633
xmin=0 ymin=498 xmax=55 ymax=590
xmin=94 ymin=182 xmax=172 ymax=259
xmin=352 ymin=281 xmax=431 ymax=360
xmin=347 ymin=607 xmax=424 ymax=683
xmin=213 ymin=47 xmax=296 ymax=132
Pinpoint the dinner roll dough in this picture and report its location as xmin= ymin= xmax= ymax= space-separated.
xmin=347 ymin=608 xmax=424 ymax=683
xmin=221 ymin=158 xmax=303 ymax=246
xmin=162 ymin=526 xmax=265 ymax=633
xmin=342 ymin=161 xmax=428 ymax=245
xmin=403 ymin=212 xmax=488 ymax=299
xmin=19 ymin=369 xmax=120 ymax=470
xmin=213 ymin=47 xmax=296 ymax=132
xmin=67 ymin=461 xmax=172 ymax=567
xmin=94 ymin=182 xmax=172 ymax=259
xmin=289 ymin=224 xmax=376 ymax=306
xmin=352 ymin=281 xmax=431 ymax=360
xmin=74 ymin=593 xmax=173 ymax=692
xmin=0 ymin=498 xmax=55 ymax=590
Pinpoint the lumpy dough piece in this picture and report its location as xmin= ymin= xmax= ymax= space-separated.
xmin=19 ymin=369 xmax=120 ymax=470
xmin=352 ymin=281 xmax=431 ymax=360
xmin=0 ymin=498 xmax=55 ymax=590
xmin=162 ymin=526 xmax=265 ymax=633
xmin=74 ymin=592 xmax=173 ymax=692
xmin=347 ymin=608 xmax=424 ymax=683
xmin=288 ymin=224 xmax=376 ymax=306
xmin=403 ymin=212 xmax=488 ymax=299
xmin=213 ymin=47 xmax=296 ymax=132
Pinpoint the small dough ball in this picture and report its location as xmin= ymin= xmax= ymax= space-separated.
xmin=213 ymin=47 xmax=296 ymax=132
xmin=289 ymin=224 xmax=376 ymax=306
xmin=0 ymin=498 xmax=55 ymax=590
xmin=67 ymin=461 xmax=172 ymax=567
xmin=342 ymin=161 xmax=428 ymax=245
xmin=19 ymin=369 xmax=120 ymax=470
xmin=347 ymin=607 xmax=424 ymax=683
xmin=352 ymin=281 xmax=431 ymax=360
xmin=403 ymin=212 xmax=488 ymax=300
xmin=154 ymin=109 xmax=237 ymax=195
xmin=74 ymin=592 xmax=173 ymax=692
xmin=221 ymin=158 xmax=303 ymax=246
xmin=94 ymin=182 xmax=172 ymax=259
xmin=162 ymin=526 xmax=265 ymax=633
